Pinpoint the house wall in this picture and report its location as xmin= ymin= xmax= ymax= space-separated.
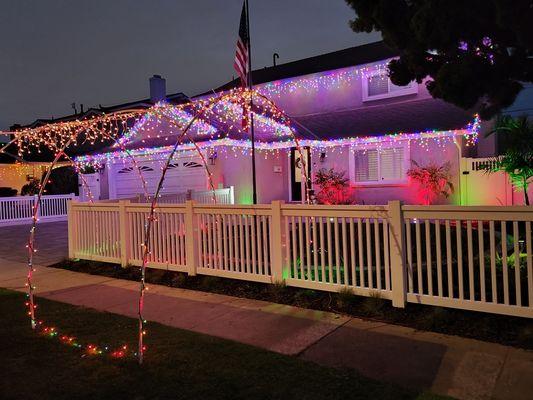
xmin=311 ymin=140 xmax=462 ymax=205
xmin=193 ymin=60 xmax=433 ymax=120
xmin=96 ymin=138 xmax=466 ymax=206
xmin=0 ymin=163 xmax=64 ymax=194
xmin=259 ymin=61 xmax=432 ymax=118
xmin=210 ymin=149 xmax=289 ymax=204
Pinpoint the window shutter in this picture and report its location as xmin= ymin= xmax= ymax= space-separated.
xmin=379 ymin=147 xmax=404 ymax=180
xmin=354 ymin=149 xmax=379 ymax=182
xmin=367 ymin=73 xmax=389 ymax=97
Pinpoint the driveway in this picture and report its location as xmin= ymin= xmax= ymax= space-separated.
xmin=0 ymin=221 xmax=68 ymax=267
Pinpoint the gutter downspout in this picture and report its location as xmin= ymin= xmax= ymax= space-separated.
xmin=454 ymin=137 xmax=463 ymax=205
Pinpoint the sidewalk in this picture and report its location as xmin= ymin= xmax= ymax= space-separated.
xmin=1 ymin=257 xmax=531 ymax=400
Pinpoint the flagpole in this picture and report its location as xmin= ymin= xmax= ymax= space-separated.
xmin=245 ymin=0 xmax=257 ymax=205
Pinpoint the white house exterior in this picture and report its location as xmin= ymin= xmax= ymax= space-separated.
xmin=73 ymin=42 xmax=488 ymax=205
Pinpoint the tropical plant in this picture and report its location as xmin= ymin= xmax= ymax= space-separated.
xmin=482 ymin=115 xmax=533 ymax=205
xmin=313 ymin=168 xmax=355 ymax=205
xmin=407 ymin=160 xmax=454 ymax=205
xmin=345 ymin=0 xmax=533 ymax=119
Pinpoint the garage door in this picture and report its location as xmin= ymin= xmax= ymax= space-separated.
xmin=112 ymin=154 xmax=208 ymax=199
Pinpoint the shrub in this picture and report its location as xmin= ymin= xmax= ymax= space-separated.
xmin=418 ymin=307 xmax=453 ymax=330
xmin=313 ymin=168 xmax=356 ymax=205
xmin=336 ymin=287 xmax=357 ymax=310
xmin=0 ymin=187 xmax=17 ymax=197
xmin=269 ymin=281 xmax=289 ymax=302
xmin=361 ymin=292 xmax=387 ymax=315
xmin=21 ymin=179 xmax=40 ymax=196
xmin=293 ymin=289 xmax=319 ymax=307
xmin=171 ymin=273 xmax=189 ymax=288
xmin=199 ymin=276 xmax=223 ymax=291
xmin=407 ymin=160 xmax=454 ymax=205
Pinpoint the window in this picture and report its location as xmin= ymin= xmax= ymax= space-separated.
xmin=362 ymin=70 xmax=417 ymax=101
xmin=350 ymin=145 xmax=408 ymax=185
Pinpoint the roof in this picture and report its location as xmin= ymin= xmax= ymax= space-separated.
xmin=113 ymin=98 xmax=474 ymax=153
xmin=4 ymin=92 xmax=189 ymax=162
xmin=7 ymin=40 xmax=475 ymax=162
xmin=196 ymin=41 xmax=397 ymax=96
xmin=11 ymin=92 xmax=189 ymax=131
xmin=292 ymin=98 xmax=474 ymax=139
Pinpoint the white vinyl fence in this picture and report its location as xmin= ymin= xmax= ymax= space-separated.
xmin=0 ymin=194 xmax=77 ymax=226
xmin=68 ymin=200 xmax=533 ymax=318
xmin=130 ymin=187 xmax=235 ymax=205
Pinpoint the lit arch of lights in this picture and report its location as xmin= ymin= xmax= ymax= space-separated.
xmin=0 ymin=87 xmax=317 ymax=363
xmin=0 ymin=84 xmax=480 ymax=363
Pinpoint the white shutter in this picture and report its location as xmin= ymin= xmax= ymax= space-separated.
xmin=379 ymin=147 xmax=404 ymax=181
xmin=367 ymin=73 xmax=389 ymax=97
xmin=354 ymin=149 xmax=379 ymax=182
xmin=352 ymin=146 xmax=406 ymax=184
xmin=363 ymin=70 xmax=418 ymax=101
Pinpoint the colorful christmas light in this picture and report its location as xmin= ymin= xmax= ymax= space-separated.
xmin=0 ymin=78 xmax=480 ymax=365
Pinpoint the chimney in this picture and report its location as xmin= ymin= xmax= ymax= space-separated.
xmin=149 ymin=74 xmax=166 ymax=103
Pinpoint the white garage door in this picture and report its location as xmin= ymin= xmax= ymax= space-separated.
xmin=112 ymin=154 xmax=208 ymax=199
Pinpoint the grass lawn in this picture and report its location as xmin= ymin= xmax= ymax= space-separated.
xmin=0 ymin=289 xmax=449 ymax=400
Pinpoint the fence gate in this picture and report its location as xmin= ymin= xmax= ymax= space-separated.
xmin=460 ymin=158 xmax=513 ymax=206
xmin=79 ymin=173 xmax=101 ymax=202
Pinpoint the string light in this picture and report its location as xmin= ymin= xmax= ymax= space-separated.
xmin=73 ymin=116 xmax=480 ymax=168
xmin=0 ymin=77 xmax=480 ymax=365
xmin=257 ymin=62 xmax=389 ymax=97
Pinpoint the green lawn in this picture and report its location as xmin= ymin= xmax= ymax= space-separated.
xmin=0 ymin=289 xmax=449 ymax=400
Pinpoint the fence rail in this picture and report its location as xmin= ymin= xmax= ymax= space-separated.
xmin=0 ymin=194 xmax=77 ymax=226
xmin=130 ymin=187 xmax=235 ymax=205
xmin=68 ymin=200 xmax=533 ymax=318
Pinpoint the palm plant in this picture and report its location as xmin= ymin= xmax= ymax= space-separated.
xmin=407 ymin=160 xmax=454 ymax=205
xmin=484 ymin=115 xmax=533 ymax=205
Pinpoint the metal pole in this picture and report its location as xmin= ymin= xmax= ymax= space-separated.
xmin=245 ymin=0 xmax=257 ymax=205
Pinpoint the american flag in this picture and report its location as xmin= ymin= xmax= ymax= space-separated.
xmin=234 ymin=2 xmax=249 ymax=88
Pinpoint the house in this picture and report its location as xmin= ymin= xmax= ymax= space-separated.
xmin=14 ymin=42 xmax=499 ymax=205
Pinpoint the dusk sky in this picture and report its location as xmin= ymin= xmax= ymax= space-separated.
xmin=0 ymin=0 xmax=380 ymax=130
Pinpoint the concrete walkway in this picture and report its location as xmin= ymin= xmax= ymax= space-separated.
xmin=1 ymin=258 xmax=531 ymax=400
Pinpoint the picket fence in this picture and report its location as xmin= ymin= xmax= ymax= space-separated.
xmin=68 ymin=200 xmax=533 ymax=318
xmin=0 ymin=194 xmax=77 ymax=226
xmin=131 ymin=187 xmax=235 ymax=205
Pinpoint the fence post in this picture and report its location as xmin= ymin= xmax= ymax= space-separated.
xmin=388 ymin=200 xmax=406 ymax=308
xmin=118 ymin=200 xmax=130 ymax=268
xmin=185 ymin=200 xmax=198 ymax=276
xmin=67 ymin=200 xmax=76 ymax=259
xmin=229 ymin=186 xmax=235 ymax=205
xmin=270 ymin=200 xmax=285 ymax=284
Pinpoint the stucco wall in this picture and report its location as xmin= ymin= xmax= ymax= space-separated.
xmin=191 ymin=60 xmax=433 ymax=119
xmin=262 ymin=63 xmax=432 ymax=118
xmin=311 ymin=140 xmax=461 ymax=205
xmin=210 ymin=149 xmax=289 ymax=204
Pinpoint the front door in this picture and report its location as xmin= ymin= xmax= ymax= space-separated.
xmin=290 ymin=147 xmax=311 ymax=202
